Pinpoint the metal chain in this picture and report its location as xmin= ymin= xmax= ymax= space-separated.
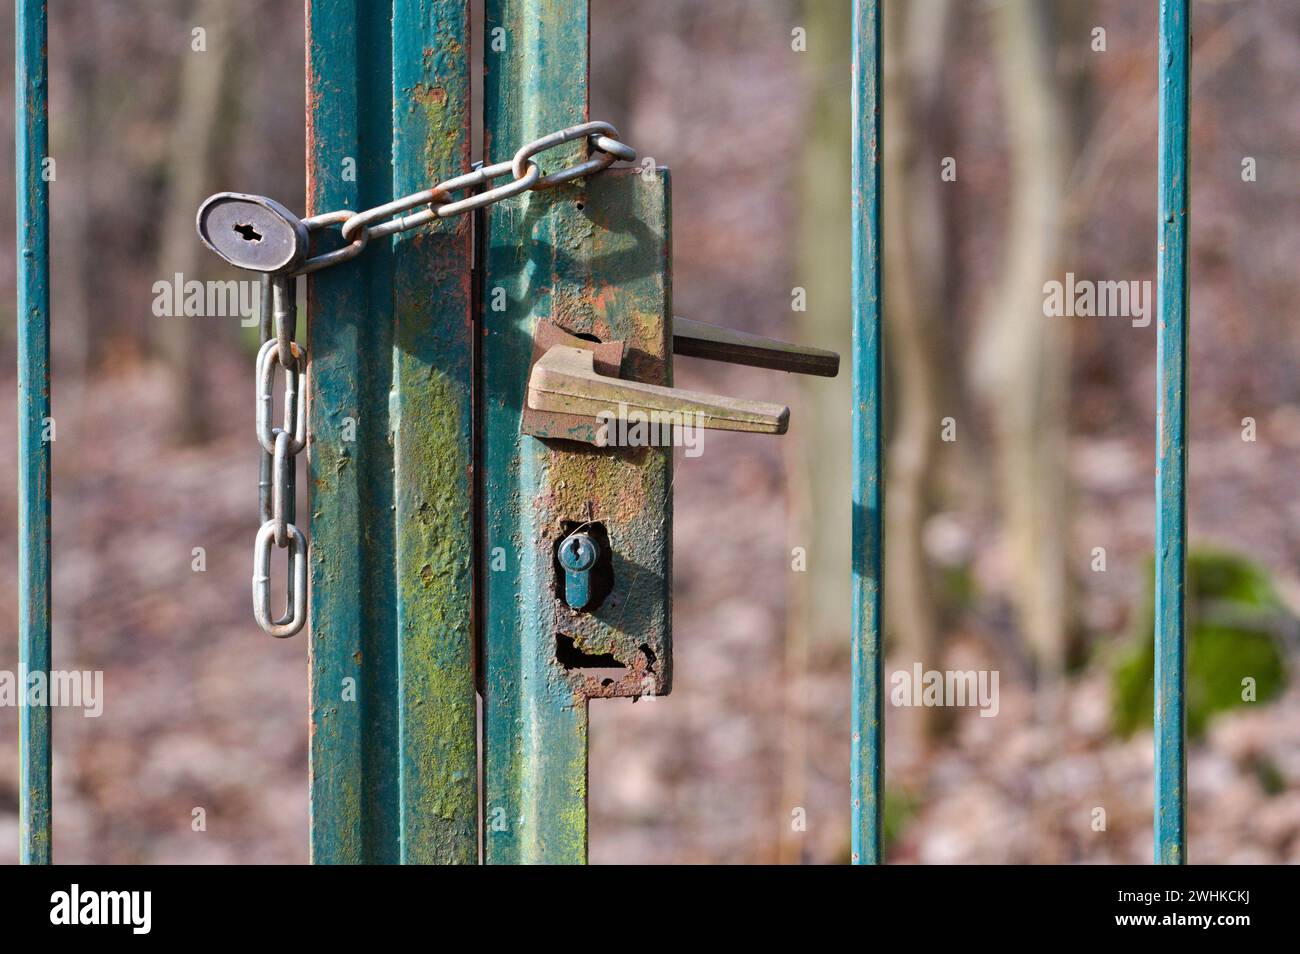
xmin=296 ymin=120 xmax=635 ymax=275
xmin=244 ymin=120 xmax=635 ymax=637
xmin=253 ymin=275 xmax=307 ymax=637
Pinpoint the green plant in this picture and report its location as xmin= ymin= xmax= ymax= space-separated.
xmin=1111 ymin=549 xmax=1290 ymax=739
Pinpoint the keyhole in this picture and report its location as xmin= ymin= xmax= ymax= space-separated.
xmin=234 ymin=222 xmax=263 ymax=243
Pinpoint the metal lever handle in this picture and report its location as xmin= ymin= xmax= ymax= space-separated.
xmin=528 ymin=345 xmax=789 ymax=434
xmin=672 ymin=316 xmax=840 ymax=377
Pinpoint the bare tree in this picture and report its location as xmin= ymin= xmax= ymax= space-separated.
xmin=784 ymin=0 xmax=853 ymax=864
xmin=971 ymin=0 xmax=1072 ymax=677
xmin=153 ymin=0 xmax=240 ymax=443
xmin=881 ymin=0 xmax=954 ymax=743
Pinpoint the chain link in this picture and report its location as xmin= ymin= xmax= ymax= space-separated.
xmin=242 ymin=120 xmax=634 ymax=637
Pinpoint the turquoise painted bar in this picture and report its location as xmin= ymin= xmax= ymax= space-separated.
xmin=307 ymin=0 xmax=393 ymax=863
xmin=390 ymin=0 xmax=478 ymax=863
xmin=1154 ymin=0 xmax=1190 ymax=866
xmin=850 ymin=0 xmax=884 ymax=866
xmin=16 ymin=0 xmax=52 ymax=866
xmin=307 ymin=0 xmax=477 ymax=863
xmin=481 ymin=0 xmax=593 ymax=864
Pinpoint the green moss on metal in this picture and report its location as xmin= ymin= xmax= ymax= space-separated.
xmin=308 ymin=0 xmax=476 ymax=865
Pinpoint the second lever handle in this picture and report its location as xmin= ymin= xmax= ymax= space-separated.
xmin=672 ymin=316 xmax=840 ymax=377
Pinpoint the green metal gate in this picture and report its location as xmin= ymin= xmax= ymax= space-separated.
xmin=13 ymin=0 xmax=1193 ymax=864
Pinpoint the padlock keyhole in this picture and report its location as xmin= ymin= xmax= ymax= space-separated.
xmin=234 ymin=222 xmax=263 ymax=243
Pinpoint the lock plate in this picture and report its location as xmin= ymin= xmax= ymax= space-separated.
xmin=483 ymin=166 xmax=672 ymax=700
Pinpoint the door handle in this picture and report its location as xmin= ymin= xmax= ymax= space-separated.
xmin=528 ymin=344 xmax=789 ymax=435
xmin=522 ymin=319 xmax=836 ymax=446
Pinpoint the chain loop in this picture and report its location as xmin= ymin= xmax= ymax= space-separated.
xmin=253 ymin=521 xmax=307 ymax=638
xmin=513 ymin=121 xmax=620 ymax=189
xmin=272 ymin=274 xmax=297 ymax=369
xmin=271 ymin=430 xmax=293 ymax=548
xmin=256 ymin=338 xmax=306 ymax=455
xmin=300 ymin=211 xmax=368 ymax=273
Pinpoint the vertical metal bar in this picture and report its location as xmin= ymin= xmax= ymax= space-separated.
xmin=308 ymin=0 xmax=477 ymax=864
xmin=481 ymin=0 xmax=592 ymax=864
xmin=307 ymin=0 xmax=400 ymax=863
xmin=850 ymin=0 xmax=884 ymax=866
xmin=390 ymin=0 xmax=477 ymax=863
xmin=1154 ymin=0 xmax=1190 ymax=866
xmin=16 ymin=0 xmax=52 ymax=866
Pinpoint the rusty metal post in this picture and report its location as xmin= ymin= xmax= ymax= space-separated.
xmin=306 ymin=0 xmax=478 ymax=864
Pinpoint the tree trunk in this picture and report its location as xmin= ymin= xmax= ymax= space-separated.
xmin=971 ymin=0 xmax=1072 ymax=678
xmin=882 ymin=0 xmax=953 ymax=745
xmin=153 ymin=0 xmax=240 ymax=444
xmin=783 ymin=0 xmax=853 ymax=864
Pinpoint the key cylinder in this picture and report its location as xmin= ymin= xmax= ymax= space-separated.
xmin=558 ymin=531 xmax=600 ymax=611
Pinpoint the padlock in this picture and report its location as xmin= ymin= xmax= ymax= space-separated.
xmin=195 ymin=192 xmax=309 ymax=275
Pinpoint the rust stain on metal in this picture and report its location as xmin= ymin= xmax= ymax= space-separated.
xmin=521 ymin=169 xmax=673 ymax=701
xmin=409 ymin=82 xmax=448 ymax=106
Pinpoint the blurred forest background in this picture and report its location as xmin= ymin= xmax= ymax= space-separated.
xmin=1 ymin=0 xmax=1299 ymax=863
